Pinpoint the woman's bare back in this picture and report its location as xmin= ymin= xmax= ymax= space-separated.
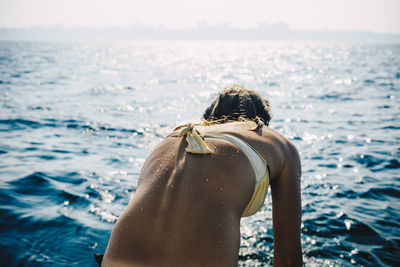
xmin=102 ymin=122 xmax=298 ymax=266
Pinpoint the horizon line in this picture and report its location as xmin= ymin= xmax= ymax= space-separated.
xmin=1 ymin=22 xmax=400 ymax=35
xmin=1 ymin=23 xmax=400 ymax=42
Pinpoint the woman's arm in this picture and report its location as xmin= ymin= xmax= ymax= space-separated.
xmin=270 ymin=140 xmax=302 ymax=266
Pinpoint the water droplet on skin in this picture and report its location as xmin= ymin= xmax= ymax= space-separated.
xmin=141 ymin=207 xmax=144 ymax=212
xmin=205 ymin=178 xmax=209 ymax=182
xmin=219 ymin=187 xmax=223 ymax=191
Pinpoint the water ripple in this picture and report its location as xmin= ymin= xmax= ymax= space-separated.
xmin=1 ymin=41 xmax=400 ymax=266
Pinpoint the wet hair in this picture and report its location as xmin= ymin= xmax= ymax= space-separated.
xmin=202 ymin=85 xmax=272 ymax=125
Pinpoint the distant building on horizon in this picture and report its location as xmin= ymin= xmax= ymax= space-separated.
xmin=0 ymin=23 xmax=399 ymax=42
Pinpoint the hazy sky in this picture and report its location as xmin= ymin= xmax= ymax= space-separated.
xmin=1 ymin=0 xmax=399 ymax=33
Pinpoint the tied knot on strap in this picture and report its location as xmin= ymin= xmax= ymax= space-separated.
xmin=178 ymin=123 xmax=212 ymax=154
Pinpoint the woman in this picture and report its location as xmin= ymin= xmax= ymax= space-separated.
xmin=97 ymin=85 xmax=302 ymax=266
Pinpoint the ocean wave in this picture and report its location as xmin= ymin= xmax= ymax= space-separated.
xmin=0 ymin=118 xmax=160 ymax=137
xmin=2 ymin=41 xmax=400 ymax=266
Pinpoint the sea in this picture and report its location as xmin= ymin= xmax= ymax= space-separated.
xmin=0 ymin=40 xmax=399 ymax=266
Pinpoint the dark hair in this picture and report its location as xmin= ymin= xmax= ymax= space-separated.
xmin=202 ymin=85 xmax=272 ymax=125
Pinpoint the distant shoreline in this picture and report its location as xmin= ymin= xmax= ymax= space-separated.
xmin=1 ymin=24 xmax=400 ymax=42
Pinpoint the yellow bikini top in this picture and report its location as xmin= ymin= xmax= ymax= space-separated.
xmin=170 ymin=123 xmax=270 ymax=217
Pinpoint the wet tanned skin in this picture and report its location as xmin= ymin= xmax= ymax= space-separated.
xmin=102 ymin=122 xmax=302 ymax=267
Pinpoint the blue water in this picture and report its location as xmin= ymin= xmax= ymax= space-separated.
xmin=0 ymin=41 xmax=399 ymax=266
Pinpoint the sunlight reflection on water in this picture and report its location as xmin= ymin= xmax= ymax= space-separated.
xmin=0 ymin=41 xmax=399 ymax=266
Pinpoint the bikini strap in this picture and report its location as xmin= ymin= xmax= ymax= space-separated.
xmin=166 ymin=120 xmax=260 ymax=154
xmin=171 ymin=123 xmax=213 ymax=154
